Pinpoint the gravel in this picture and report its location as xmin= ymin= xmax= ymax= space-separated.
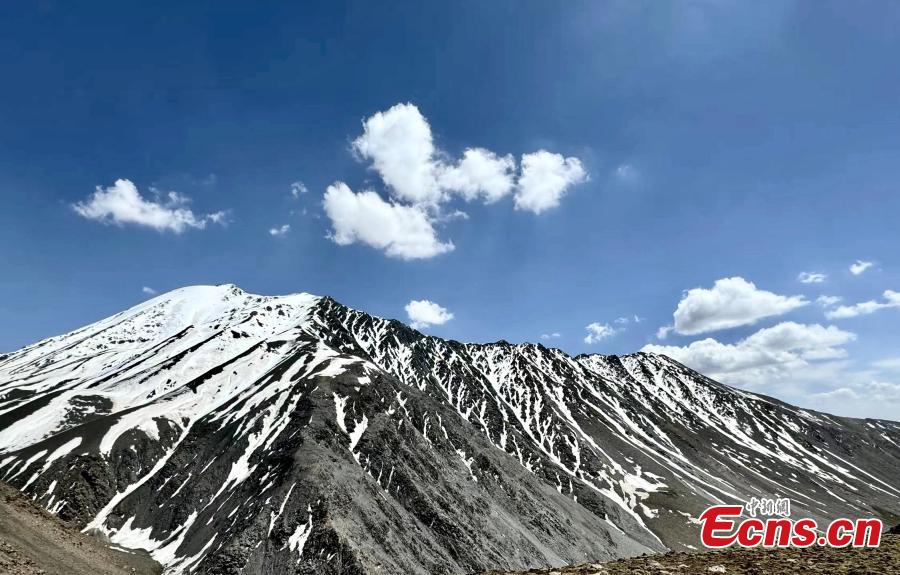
xmin=0 ymin=481 xmax=161 ymax=575
xmin=476 ymin=535 xmax=900 ymax=575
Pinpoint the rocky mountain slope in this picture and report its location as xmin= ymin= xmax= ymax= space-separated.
xmin=0 ymin=285 xmax=898 ymax=574
xmin=0 ymin=479 xmax=161 ymax=575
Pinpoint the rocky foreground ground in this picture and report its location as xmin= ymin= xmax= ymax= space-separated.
xmin=0 ymin=481 xmax=161 ymax=575
xmin=477 ymin=534 xmax=900 ymax=575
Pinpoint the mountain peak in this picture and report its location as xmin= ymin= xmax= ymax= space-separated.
xmin=1 ymin=287 xmax=898 ymax=574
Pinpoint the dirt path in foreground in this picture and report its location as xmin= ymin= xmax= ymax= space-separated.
xmin=0 ymin=481 xmax=161 ymax=575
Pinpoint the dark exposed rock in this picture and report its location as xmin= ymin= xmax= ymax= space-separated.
xmin=0 ymin=285 xmax=898 ymax=574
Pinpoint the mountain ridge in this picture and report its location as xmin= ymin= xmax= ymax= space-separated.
xmin=1 ymin=284 xmax=898 ymax=574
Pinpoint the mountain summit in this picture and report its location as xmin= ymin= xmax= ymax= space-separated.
xmin=1 ymin=285 xmax=898 ymax=574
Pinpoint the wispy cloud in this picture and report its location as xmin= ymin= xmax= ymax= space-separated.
xmin=873 ymin=357 xmax=900 ymax=372
xmin=816 ymin=295 xmax=842 ymax=308
xmin=141 ymin=286 xmax=157 ymax=295
xmin=656 ymin=325 xmax=674 ymax=340
xmin=643 ymin=321 xmax=856 ymax=388
xmin=809 ymin=380 xmax=900 ymax=417
xmin=73 ymin=179 xmax=226 ymax=233
xmin=850 ymin=260 xmax=874 ymax=275
xmin=290 ymin=181 xmax=308 ymax=198
xmin=797 ymin=271 xmax=826 ymax=284
xmin=198 ymin=173 xmax=217 ymax=186
xmin=825 ymin=290 xmax=900 ymax=319
xmin=269 ymin=224 xmax=291 ymax=237
xmin=613 ymin=163 xmax=640 ymax=184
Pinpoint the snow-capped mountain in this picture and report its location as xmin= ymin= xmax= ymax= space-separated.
xmin=1 ymin=285 xmax=898 ymax=574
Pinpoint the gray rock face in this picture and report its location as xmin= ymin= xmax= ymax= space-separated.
xmin=0 ymin=285 xmax=898 ymax=574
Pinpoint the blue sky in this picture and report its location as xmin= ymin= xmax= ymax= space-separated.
xmin=1 ymin=2 xmax=899 ymax=418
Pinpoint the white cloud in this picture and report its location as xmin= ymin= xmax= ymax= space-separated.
xmin=670 ymin=277 xmax=809 ymax=335
xmin=269 ymin=224 xmax=291 ymax=237
xmin=405 ymin=299 xmax=454 ymax=329
xmin=323 ymin=103 xmax=589 ymax=259
xmin=810 ymin=387 xmax=858 ymax=402
xmin=647 ymin=313 xmax=898 ymax=419
xmin=584 ymin=322 xmax=617 ymax=344
xmin=825 ymin=290 xmax=900 ymax=319
xmin=73 ymin=179 xmax=225 ymax=233
xmin=816 ymin=295 xmax=842 ymax=308
xmin=642 ymin=321 xmax=856 ymax=388
xmin=350 ymin=103 xmax=585 ymax=212
xmin=873 ymin=357 xmax=900 ymax=372
xmin=290 ymin=181 xmax=308 ymax=198
xmin=797 ymin=271 xmax=826 ymax=284
xmin=439 ymin=148 xmax=516 ymax=203
xmin=850 ymin=260 xmax=874 ymax=275
xmin=207 ymin=211 xmax=228 ymax=225
xmin=515 ymin=151 xmax=588 ymax=214
xmin=808 ymin=380 xmax=900 ymax=418
xmin=142 ymin=286 xmax=157 ymax=295
xmin=615 ymin=163 xmax=637 ymax=180
xmin=323 ymin=182 xmax=453 ymax=260
xmin=863 ymin=380 xmax=900 ymax=402
xmin=194 ymin=173 xmax=217 ymax=187
xmin=352 ymin=103 xmax=443 ymax=205
xmin=541 ymin=332 xmax=561 ymax=340
xmin=615 ymin=317 xmax=630 ymax=324
xmin=656 ymin=325 xmax=674 ymax=340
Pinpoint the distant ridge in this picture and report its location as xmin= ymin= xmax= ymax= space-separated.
xmin=0 ymin=285 xmax=898 ymax=574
